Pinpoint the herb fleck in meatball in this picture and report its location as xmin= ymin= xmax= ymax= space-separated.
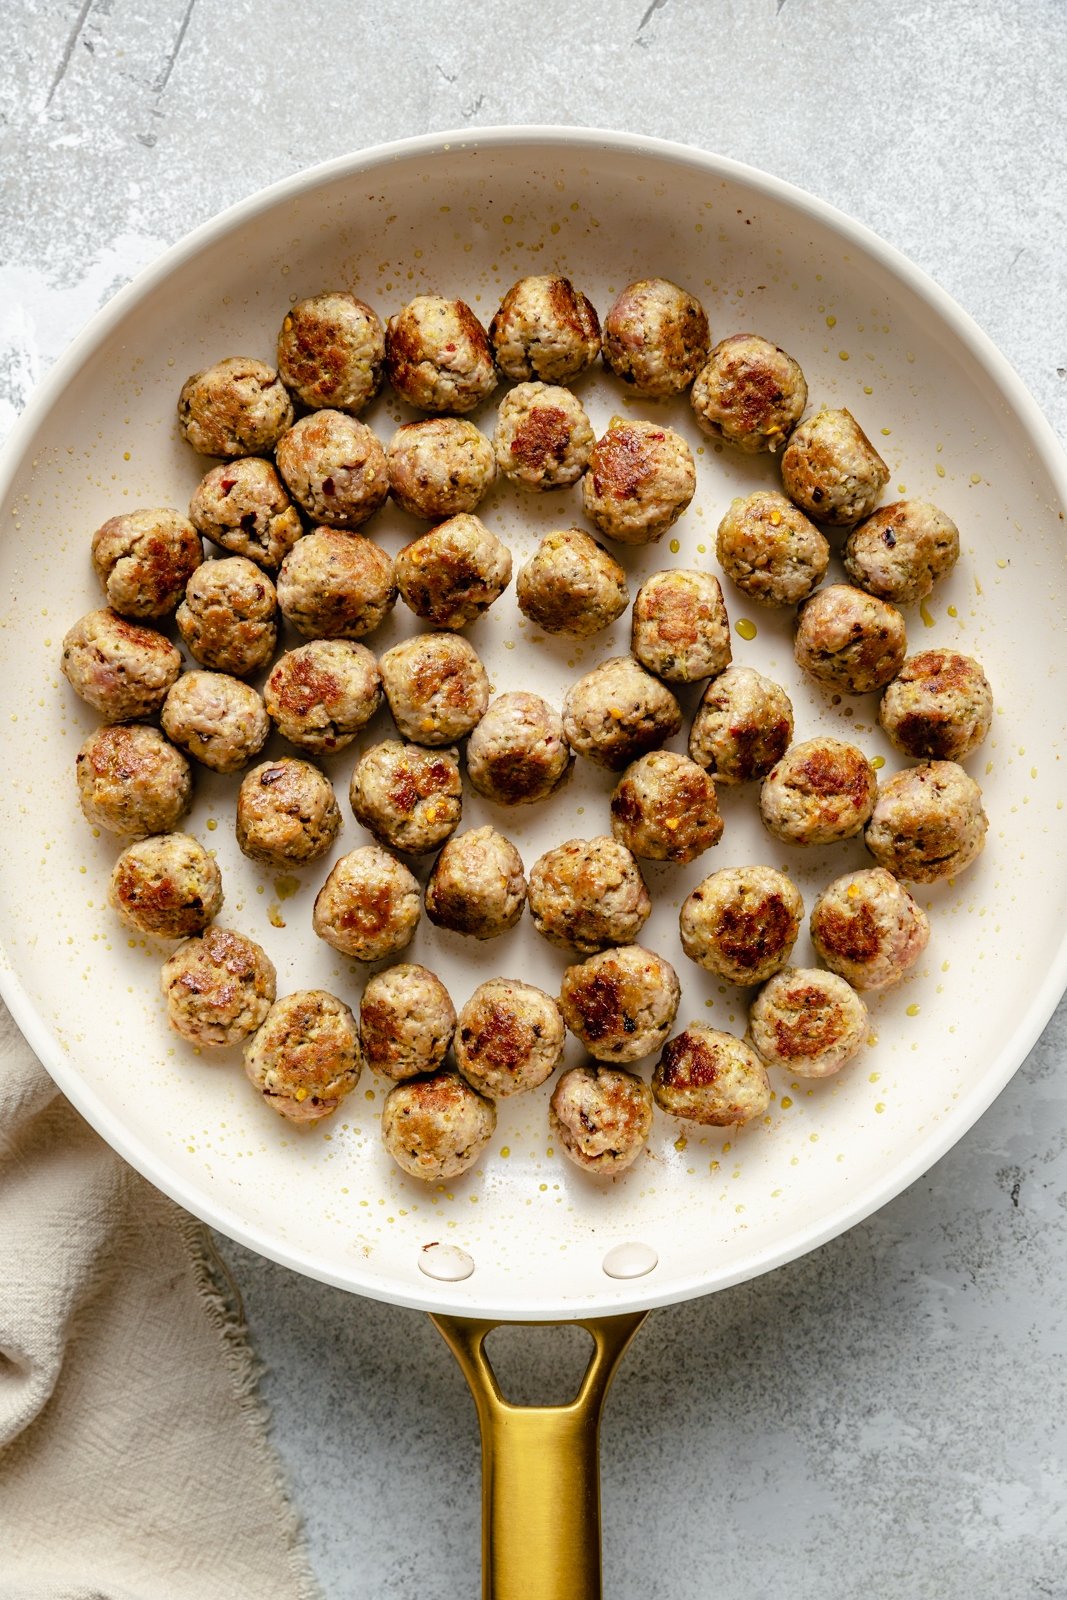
xmin=454 ymin=978 xmax=566 ymax=1099
xmin=688 ymin=667 xmax=794 ymax=785
xmin=177 ymin=356 xmax=294 ymax=459
xmin=527 ymin=836 xmax=651 ymax=955
xmin=109 ymin=832 xmax=222 ymax=940
xmin=780 ymin=407 xmax=889 ymax=527
xmin=559 ymin=944 xmax=680 ymax=1064
xmin=493 ymin=383 xmax=594 ymax=491
xmin=691 ymin=333 xmax=807 ymax=454
xmin=879 ymin=650 xmax=993 ymax=761
xmin=236 ymin=758 xmax=341 ymax=868
xmin=425 ymin=825 xmax=526 ymax=940
xmin=244 ymin=990 xmax=362 ymax=1123
xmin=176 ymin=556 xmax=277 ymax=677
xmin=760 ymin=738 xmax=877 ymax=846
xmin=188 ymin=457 xmax=304 ymax=571
xmin=610 ymin=750 xmax=723 ymax=865
xmin=395 ymin=513 xmax=512 ymax=629
xmin=749 ymin=967 xmax=867 ymax=1079
xmin=843 ymin=501 xmax=960 ymax=604
xmin=550 ymin=1065 xmax=653 ymax=1176
xmin=716 ymin=490 xmax=829 ymax=608
xmin=313 ymin=845 xmax=421 ymax=962
xmin=581 ymin=419 xmax=695 ymax=545
xmin=381 ymin=1071 xmax=496 ymax=1182
xmin=385 ymin=296 xmax=497 ymax=414
xmin=680 ymin=865 xmax=804 ymax=987
xmin=359 ymin=964 xmax=456 ymax=1081
xmin=62 ymin=610 xmax=181 ymax=722
xmin=161 ymin=670 xmax=270 ymax=774
xmin=653 ymin=1024 xmax=771 ymax=1126
xmin=276 ymin=528 xmax=396 ymax=640
xmin=76 ymin=724 xmax=193 ymax=838
xmin=91 ymin=508 xmax=203 ymax=620
xmin=631 ymin=569 xmax=731 ymax=682
xmin=379 ymin=633 xmax=489 ymax=745
xmin=864 ymin=760 xmax=988 ymax=883
xmin=276 ymin=292 xmax=385 ymax=415
xmin=387 ymin=418 xmax=496 ymax=520
xmin=563 ymin=656 xmax=681 ymax=771
xmin=160 ymin=925 xmax=276 ymax=1049
xmin=794 ymin=584 xmax=907 ymax=695
xmin=265 ymin=640 xmax=381 ymax=755
xmin=515 ymin=528 xmax=629 ymax=637
xmin=349 ymin=740 xmax=462 ymax=854
xmin=489 ymin=274 xmax=601 ymax=382
xmin=810 ymin=868 xmax=930 ymax=992
xmin=275 ymin=411 xmax=389 ymax=530
xmin=466 ymin=692 xmax=572 ymax=806
xmin=602 ymin=279 xmax=709 ymax=397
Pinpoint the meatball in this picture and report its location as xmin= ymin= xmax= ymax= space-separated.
xmin=581 ymin=419 xmax=695 ymax=544
xmin=688 ymin=667 xmax=794 ymax=785
xmin=381 ymin=1071 xmax=496 ymax=1182
xmin=794 ymin=584 xmax=907 ymax=696
xmin=359 ymin=964 xmax=456 ymax=1081
xmin=384 ymin=296 xmax=497 ymax=414
xmin=865 ymin=760 xmax=988 ymax=883
xmin=276 ymin=292 xmax=384 ymax=415
xmin=275 ymin=411 xmax=389 ymax=531
xmin=349 ymin=740 xmax=462 ymax=854
xmin=313 ymin=845 xmax=421 ymax=961
xmin=76 ymin=724 xmax=193 ymax=838
xmin=760 ymin=738 xmax=877 ymax=846
xmin=176 ymin=556 xmax=278 ymax=677
xmin=489 ymin=274 xmax=601 ymax=382
xmin=878 ymin=650 xmax=993 ymax=762
xmin=160 ymin=925 xmax=276 ymax=1049
xmin=91 ymin=508 xmax=203 ymax=620
xmin=466 ymin=692 xmax=572 ymax=806
xmin=515 ymin=528 xmax=629 ymax=637
xmin=691 ymin=334 xmax=807 ymax=454
xmin=716 ymin=491 xmax=829 ymax=608
xmin=61 ymin=609 xmax=181 ymax=722
xmin=379 ymin=633 xmax=489 ymax=745
xmin=109 ymin=832 xmax=223 ymax=940
xmin=653 ymin=1024 xmax=771 ymax=1126
xmin=559 ymin=944 xmax=680 ymax=1064
xmin=454 ymin=978 xmax=566 ymax=1098
xmin=550 ymin=1065 xmax=653 ymax=1176
xmin=236 ymin=758 xmax=341 ymax=868
xmin=679 ymin=864 xmax=804 ymax=987
xmin=843 ymin=500 xmax=960 ymax=604
xmin=562 ymin=655 xmax=682 ymax=771
xmin=527 ymin=836 xmax=651 ymax=955
xmin=177 ymin=356 xmax=293 ymax=459
xmin=244 ymin=990 xmax=362 ymax=1123
xmin=780 ymin=407 xmax=889 ymax=527
xmin=609 ymin=750 xmax=723 ymax=865
xmin=394 ymin=514 xmax=511 ymax=629
xmin=276 ymin=528 xmax=396 ymax=640
xmin=810 ymin=867 xmax=930 ymax=991
xmin=631 ymin=569 xmax=731 ymax=682
xmin=387 ymin=418 xmax=496 ymax=520
xmin=425 ymin=825 xmax=526 ymax=940
xmin=492 ymin=383 xmax=594 ymax=491
xmin=748 ymin=967 xmax=867 ymax=1079
xmin=188 ymin=457 xmax=304 ymax=571
xmin=265 ymin=640 xmax=381 ymax=755
xmin=602 ymin=278 xmax=709 ymax=397
xmin=161 ymin=671 xmax=269 ymax=774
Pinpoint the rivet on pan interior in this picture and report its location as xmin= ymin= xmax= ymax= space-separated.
xmin=601 ymin=1242 xmax=658 ymax=1280
xmin=419 ymin=1242 xmax=475 ymax=1282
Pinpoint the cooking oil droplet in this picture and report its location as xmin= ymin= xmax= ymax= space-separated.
xmin=274 ymin=874 xmax=300 ymax=900
xmin=669 ymin=538 xmax=680 ymax=554
xmin=871 ymin=755 xmax=885 ymax=770
xmin=919 ymin=598 xmax=935 ymax=628
xmin=869 ymin=1071 xmax=881 ymax=1083
xmin=500 ymin=1146 xmax=510 ymax=1158
xmin=825 ymin=314 xmax=837 ymax=327
xmin=206 ymin=818 xmax=217 ymax=831
xmin=875 ymin=1102 xmax=886 ymax=1114
xmin=947 ymin=604 xmax=958 ymax=618
xmin=936 ymin=463 xmax=946 ymax=478
xmin=780 ymin=1095 xmax=793 ymax=1110
xmin=970 ymin=473 xmax=982 ymax=485
xmin=735 ymin=617 xmax=757 ymax=641
xmin=906 ymin=1003 xmax=920 ymax=1017
xmin=996 ymin=558 xmax=1008 ymax=569
xmin=838 ymin=350 xmax=850 ymax=361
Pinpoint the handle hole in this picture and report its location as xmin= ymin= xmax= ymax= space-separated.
xmin=483 ymin=1323 xmax=596 ymax=1407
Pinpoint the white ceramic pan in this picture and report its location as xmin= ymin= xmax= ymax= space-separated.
xmin=2 ymin=130 xmax=1065 ymax=1597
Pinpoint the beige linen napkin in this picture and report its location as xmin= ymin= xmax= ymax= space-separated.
xmin=0 ymin=1004 xmax=322 ymax=1600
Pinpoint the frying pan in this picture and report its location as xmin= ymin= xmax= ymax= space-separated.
xmin=2 ymin=130 xmax=1065 ymax=1597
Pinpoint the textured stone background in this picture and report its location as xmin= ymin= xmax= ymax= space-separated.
xmin=3 ymin=3 xmax=1067 ymax=1596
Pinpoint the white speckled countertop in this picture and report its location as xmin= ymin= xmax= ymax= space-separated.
xmin=4 ymin=2 xmax=1067 ymax=1594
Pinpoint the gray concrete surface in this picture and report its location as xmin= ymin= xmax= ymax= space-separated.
xmin=3 ymin=2 xmax=1067 ymax=1595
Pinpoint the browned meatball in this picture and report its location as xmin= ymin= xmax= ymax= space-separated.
xmin=387 ymin=418 xmax=496 ymax=520
xmin=760 ymin=738 xmax=877 ymax=846
xmin=378 ymin=633 xmax=488 ymax=746
xmin=562 ymin=656 xmax=682 ymax=771
xmin=864 ymin=761 xmax=988 ymax=883
xmin=653 ymin=1024 xmax=771 ymax=1125
xmin=454 ymin=978 xmax=566 ymax=1098
xmin=160 ymin=925 xmax=276 ymax=1049
xmin=550 ymin=1065 xmax=653 ymax=1176
xmin=493 ymin=383 xmax=594 ymax=491
xmin=385 ymin=296 xmax=497 ymax=413
xmin=679 ymin=865 xmax=804 ymax=987
xmin=794 ymin=584 xmax=907 ymax=695
xmin=780 ymin=408 xmax=889 ymax=527
xmin=559 ymin=944 xmax=680 ymax=1064
xmin=610 ymin=751 xmax=724 ymax=865
xmin=236 ymin=758 xmax=341 ymax=868
xmin=394 ymin=514 xmax=512 ymax=629
xmin=244 ymin=990 xmax=363 ymax=1124
xmin=265 ymin=640 xmax=381 ymax=754
xmin=878 ymin=650 xmax=993 ymax=761
xmin=275 ymin=411 xmax=389 ymax=530
xmin=359 ymin=964 xmax=456 ymax=1080
xmin=313 ymin=845 xmax=421 ymax=961
xmin=177 ymin=357 xmax=293 ymax=458
xmin=176 ymin=557 xmax=278 ymax=677
xmin=76 ymin=723 xmax=193 ymax=838
xmin=91 ymin=508 xmax=203 ymax=620
xmin=489 ymin=274 xmax=601 ymax=382
xmin=62 ymin=610 xmax=181 ymax=722
xmin=188 ymin=457 xmax=304 ymax=571
xmin=425 ymin=826 xmax=526 ymax=940
xmin=810 ymin=868 xmax=930 ymax=991
xmin=161 ymin=671 xmax=270 ymax=774
xmin=843 ymin=501 xmax=960 ymax=604
xmin=749 ymin=967 xmax=867 ymax=1079
xmin=631 ymin=570 xmax=731 ymax=682
xmin=515 ymin=528 xmax=629 ymax=637
xmin=276 ymin=292 xmax=385 ymax=415
xmin=716 ymin=491 xmax=829 ymax=608
xmin=602 ymin=279 xmax=709 ymax=396
xmin=691 ymin=334 xmax=807 ymax=454
xmin=381 ymin=1071 xmax=496 ymax=1181
xmin=276 ymin=529 xmax=396 ymax=640
xmin=109 ymin=832 xmax=223 ymax=940
xmin=349 ymin=740 xmax=462 ymax=854
xmin=527 ymin=836 xmax=651 ymax=955
xmin=581 ymin=419 xmax=695 ymax=544
xmin=688 ymin=667 xmax=794 ymax=785
xmin=465 ymin=692 xmax=572 ymax=806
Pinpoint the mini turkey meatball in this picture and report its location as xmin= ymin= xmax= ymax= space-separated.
xmin=91 ymin=508 xmax=203 ymax=620
xmin=454 ymin=978 xmax=566 ymax=1098
xmin=385 ymin=296 xmax=497 ymax=414
xmin=653 ymin=1024 xmax=771 ymax=1126
xmin=236 ymin=758 xmax=341 ymax=868
xmin=581 ymin=419 xmax=695 ymax=545
xmin=492 ymin=383 xmax=594 ymax=491
xmin=794 ymin=584 xmax=907 ymax=695
xmin=563 ymin=656 xmax=681 ymax=772
xmin=550 ymin=1066 xmax=653 ymax=1176
xmin=379 ymin=633 xmax=489 ymax=746
xmin=489 ymin=274 xmax=601 ymax=382
xmin=276 ymin=292 xmax=384 ymax=415
xmin=161 ymin=671 xmax=269 ymax=774
xmin=760 ymin=738 xmax=877 ymax=846
xmin=878 ymin=650 xmax=993 ymax=761
xmin=244 ymin=990 xmax=362 ymax=1123
xmin=387 ymin=418 xmax=496 ymax=520
xmin=515 ymin=528 xmax=629 ymax=637
xmin=691 ymin=333 xmax=807 ymax=454
xmin=381 ymin=1071 xmax=497 ymax=1182
xmin=749 ymin=967 xmax=867 ymax=1079
xmin=810 ymin=867 xmax=930 ymax=991
xmin=716 ymin=490 xmax=829 ymax=608
xmin=865 ymin=760 xmax=988 ymax=883
xmin=559 ymin=944 xmax=680 ymax=1064
xmin=313 ymin=845 xmax=421 ymax=961
xmin=466 ymin=692 xmax=572 ymax=806
xmin=610 ymin=751 xmax=723 ymax=865
xmin=394 ymin=513 xmax=512 ymax=629
xmin=631 ymin=569 xmax=731 ymax=682
xmin=276 ymin=528 xmax=396 ymax=640
xmin=62 ymin=610 xmax=181 ymax=722
xmin=160 ymin=925 xmax=276 ymax=1049
xmin=602 ymin=278 xmax=709 ymax=397
xmin=76 ymin=723 xmax=193 ymax=838
xmin=265 ymin=640 xmax=381 ymax=754
xmin=275 ymin=411 xmax=389 ymax=531
xmin=425 ymin=825 xmax=526 ymax=940
xmin=679 ymin=864 xmax=804 ymax=986
xmin=177 ymin=356 xmax=293 ymax=459
xmin=527 ymin=836 xmax=651 ymax=955
xmin=843 ymin=501 xmax=960 ymax=604
xmin=188 ymin=457 xmax=304 ymax=571
xmin=176 ymin=556 xmax=278 ymax=677
xmin=688 ymin=667 xmax=794 ymax=785
xmin=780 ymin=407 xmax=889 ymax=527
xmin=349 ymin=740 xmax=462 ymax=854
xmin=359 ymin=964 xmax=456 ymax=1081
xmin=109 ymin=832 xmax=222 ymax=940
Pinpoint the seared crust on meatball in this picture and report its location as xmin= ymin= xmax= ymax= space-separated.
xmin=349 ymin=740 xmax=462 ymax=854
xmin=313 ymin=844 xmax=421 ymax=961
xmin=527 ymin=836 xmax=651 ymax=955
xmin=381 ymin=1071 xmax=496 ymax=1182
xmin=395 ymin=514 xmax=512 ymax=629
xmin=359 ymin=964 xmax=456 ymax=1081
xmin=76 ymin=723 xmax=193 ymax=838
xmin=794 ymin=584 xmax=907 ymax=695
xmin=161 ymin=670 xmax=270 ymax=774
xmin=176 ymin=556 xmax=278 ymax=677
xmin=680 ymin=864 xmax=804 ymax=987
xmin=493 ymin=383 xmax=594 ymax=491
xmin=550 ymin=1065 xmax=653 ymax=1176
xmin=62 ymin=609 xmax=181 ymax=722
xmin=760 ymin=738 xmax=877 ymax=846
xmin=631 ymin=570 xmax=731 ymax=682
xmin=879 ymin=650 xmax=993 ymax=761
xmin=490 ymin=274 xmax=601 ymax=382
xmin=160 ymin=925 xmax=276 ymax=1049
xmin=563 ymin=656 xmax=682 ymax=771
xmin=810 ymin=867 xmax=930 ymax=991
xmin=387 ymin=418 xmax=496 ymax=520
xmin=276 ymin=529 xmax=396 ymax=640
xmin=844 ymin=501 xmax=960 ymax=604
xmin=466 ymin=692 xmax=572 ymax=806
xmin=454 ymin=978 xmax=566 ymax=1098
xmin=177 ymin=356 xmax=293 ymax=459
xmin=379 ymin=633 xmax=489 ymax=745
xmin=385 ymin=296 xmax=496 ymax=414
xmin=515 ymin=528 xmax=629 ymax=637
xmin=780 ymin=408 xmax=889 ymax=527
xmin=276 ymin=292 xmax=384 ymax=415
xmin=91 ymin=508 xmax=203 ymax=620
xmin=265 ymin=640 xmax=381 ymax=754
xmin=602 ymin=279 xmax=709 ymax=397
xmin=189 ymin=457 xmax=304 ymax=571
xmin=559 ymin=944 xmax=680 ymax=1064
xmin=716 ymin=490 xmax=829 ymax=608
xmin=245 ymin=990 xmax=362 ymax=1123
xmin=236 ymin=758 xmax=341 ymax=868
xmin=610 ymin=751 xmax=723 ymax=864
xmin=689 ymin=667 xmax=794 ymax=785
xmin=653 ymin=1024 xmax=771 ymax=1126
xmin=275 ymin=411 xmax=389 ymax=531
xmin=109 ymin=832 xmax=222 ymax=939
xmin=424 ymin=825 xmax=526 ymax=940
xmin=749 ymin=967 xmax=867 ymax=1079
xmin=581 ymin=419 xmax=695 ymax=545
xmin=691 ymin=334 xmax=807 ymax=454
xmin=864 ymin=760 xmax=988 ymax=883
